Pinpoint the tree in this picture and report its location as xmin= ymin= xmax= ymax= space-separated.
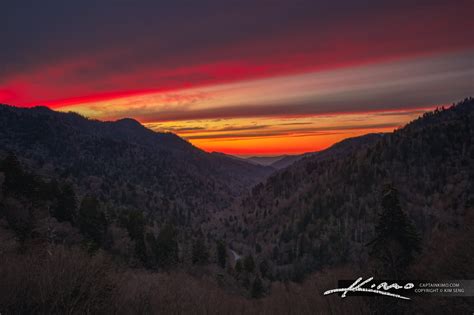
xmin=38 ymin=179 xmax=60 ymax=202
xmin=259 ymin=259 xmax=270 ymax=278
xmin=216 ymin=240 xmax=227 ymax=268
xmin=251 ymin=277 xmax=264 ymax=298
xmin=235 ymin=260 xmax=243 ymax=274
xmin=243 ymin=255 xmax=255 ymax=273
xmin=192 ymin=237 xmax=209 ymax=265
xmin=78 ymin=196 xmax=107 ymax=250
xmin=368 ymin=185 xmax=421 ymax=277
xmin=125 ymin=210 xmax=145 ymax=241
xmin=125 ymin=210 xmax=147 ymax=263
xmin=272 ymin=246 xmax=279 ymax=261
xmin=53 ymin=184 xmax=77 ymax=223
xmin=1 ymin=153 xmax=34 ymax=196
xmin=3 ymin=199 xmax=34 ymax=246
xmin=150 ymin=224 xmax=178 ymax=268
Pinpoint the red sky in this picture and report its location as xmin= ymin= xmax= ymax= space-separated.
xmin=1 ymin=0 xmax=473 ymax=155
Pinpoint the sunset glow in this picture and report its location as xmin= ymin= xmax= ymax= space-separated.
xmin=1 ymin=0 xmax=473 ymax=155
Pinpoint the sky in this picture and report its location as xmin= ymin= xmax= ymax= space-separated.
xmin=1 ymin=0 xmax=473 ymax=156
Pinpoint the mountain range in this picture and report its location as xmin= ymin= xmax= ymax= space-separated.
xmin=221 ymin=98 xmax=473 ymax=281
xmin=0 ymin=104 xmax=279 ymax=234
xmin=0 ymin=98 xmax=473 ymax=313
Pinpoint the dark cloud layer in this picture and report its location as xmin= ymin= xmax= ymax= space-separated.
xmin=135 ymin=92 xmax=471 ymax=123
xmin=1 ymin=0 xmax=473 ymax=106
xmin=183 ymin=122 xmax=400 ymax=140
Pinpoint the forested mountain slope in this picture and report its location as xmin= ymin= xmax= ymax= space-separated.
xmin=230 ymin=98 xmax=474 ymax=280
xmin=0 ymin=104 xmax=272 ymax=223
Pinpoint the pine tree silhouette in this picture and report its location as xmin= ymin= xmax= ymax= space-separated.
xmin=251 ymin=276 xmax=264 ymax=298
xmin=368 ymin=184 xmax=421 ymax=277
xmin=78 ymin=196 xmax=107 ymax=250
xmin=216 ymin=240 xmax=227 ymax=268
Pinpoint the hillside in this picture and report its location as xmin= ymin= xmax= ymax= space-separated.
xmin=0 ymin=104 xmax=272 ymax=224
xmin=226 ymin=98 xmax=474 ymax=280
xmin=269 ymin=154 xmax=307 ymax=170
xmin=245 ymin=135 xmax=386 ymax=171
xmin=1 ymin=99 xmax=473 ymax=313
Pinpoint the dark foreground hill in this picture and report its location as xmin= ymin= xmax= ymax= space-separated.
xmin=0 ymin=104 xmax=272 ymax=222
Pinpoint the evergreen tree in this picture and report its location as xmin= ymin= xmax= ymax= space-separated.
xmin=151 ymin=223 xmax=178 ymax=268
xmin=259 ymin=259 xmax=270 ymax=278
xmin=216 ymin=240 xmax=227 ymax=268
xmin=235 ymin=260 xmax=243 ymax=274
xmin=368 ymin=185 xmax=421 ymax=277
xmin=78 ymin=196 xmax=107 ymax=250
xmin=243 ymin=255 xmax=255 ymax=273
xmin=192 ymin=237 xmax=209 ymax=265
xmin=251 ymin=276 xmax=264 ymax=298
xmin=0 ymin=155 xmax=35 ymax=244
xmin=125 ymin=210 xmax=147 ymax=263
xmin=1 ymin=153 xmax=33 ymax=196
xmin=53 ymin=184 xmax=77 ymax=223
xmin=134 ymin=236 xmax=147 ymax=264
xmin=4 ymin=202 xmax=33 ymax=245
xmin=125 ymin=210 xmax=145 ymax=241
xmin=38 ymin=179 xmax=60 ymax=202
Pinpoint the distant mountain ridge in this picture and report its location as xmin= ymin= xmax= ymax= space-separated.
xmin=242 ymin=134 xmax=384 ymax=170
xmin=245 ymin=155 xmax=290 ymax=166
xmin=268 ymin=154 xmax=307 ymax=169
xmin=244 ymin=153 xmax=311 ymax=170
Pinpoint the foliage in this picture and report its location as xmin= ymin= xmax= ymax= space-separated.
xmin=243 ymin=255 xmax=255 ymax=273
xmin=235 ymin=260 xmax=243 ymax=274
xmin=53 ymin=183 xmax=77 ymax=223
xmin=234 ymin=98 xmax=474 ymax=280
xmin=250 ymin=276 xmax=264 ymax=298
xmin=368 ymin=184 xmax=421 ymax=277
xmin=148 ymin=223 xmax=179 ymax=268
xmin=192 ymin=236 xmax=209 ymax=265
xmin=78 ymin=196 xmax=107 ymax=250
xmin=216 ymin=240 xmax=227 ymax=268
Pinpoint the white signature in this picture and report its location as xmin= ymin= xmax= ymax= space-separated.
xmin=323 ymin=277 xmax=414 ymax=300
